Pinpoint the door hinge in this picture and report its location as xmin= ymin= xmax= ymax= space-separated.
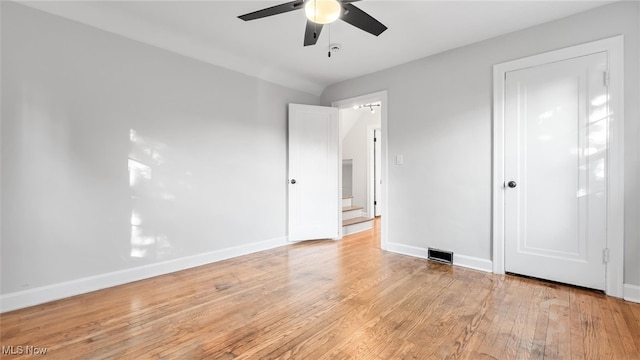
xmin=603 ymin=248 xmax=610 ymax=263
xmin=374 ymin=201 xmax=377 ymax=205
xmin=374 ymin=137 xmax=377 ymax=142
xmin=603 ymin=71 xmax=610 ymax=87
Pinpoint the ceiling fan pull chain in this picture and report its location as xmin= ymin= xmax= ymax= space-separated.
xmin=313 ymin=0 xmax=317 ymax=38
xmin=328 ymin=24 xmax=331 ymax=57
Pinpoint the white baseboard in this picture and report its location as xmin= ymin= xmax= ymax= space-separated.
xmin=384 ymin=242 xmax=492 ymax=273
xmin=624 ymin=283 xmax=640 ymax=303
xmin=453 ymin=254 xmax=493 ymax=273
xmin=385 ymin=242 xmax=428 ymax=259
xmin=0 ymin=236 xmax=288 ymax=313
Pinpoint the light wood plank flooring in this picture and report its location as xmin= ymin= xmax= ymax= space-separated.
xmin=1 ymin=219 xmax=639 ymax=359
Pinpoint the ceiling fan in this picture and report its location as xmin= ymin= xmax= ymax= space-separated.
xmin=238 ymin=0 xmax=387 ymax=47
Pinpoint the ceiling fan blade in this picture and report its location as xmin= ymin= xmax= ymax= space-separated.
xmin=304 ymin=20 xmax=323 ymax=46
xmin=340 ymin=3 xmax=387 ymax=36
xmin=238 ymin=1 xmax=304 ymax=21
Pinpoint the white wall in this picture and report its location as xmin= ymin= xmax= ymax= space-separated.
xmin=0 ymin=2 xmax=318 ymax=306
xmin=341 ymin=108 xmax=381 ymax=213
xmin=321 ymin=1 xmax=640 ymax=286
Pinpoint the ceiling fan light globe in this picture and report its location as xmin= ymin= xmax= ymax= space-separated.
xmin=305 ymin=0 xmax=341 ymax=24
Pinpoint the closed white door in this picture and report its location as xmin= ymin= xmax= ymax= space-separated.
xmin=504 ymin=52 xmax=608 ymax=290
xmin=288 ymin=104 xmax=340 ymax=241
xmin=374 ymin=129 xmax=382 ymax=216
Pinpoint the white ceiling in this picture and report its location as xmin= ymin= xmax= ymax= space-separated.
xmin=21 ymin=1 xmax=613 ymax=95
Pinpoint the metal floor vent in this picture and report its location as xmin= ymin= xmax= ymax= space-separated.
xmin=428 ymin=248 xmax=453 ymax=265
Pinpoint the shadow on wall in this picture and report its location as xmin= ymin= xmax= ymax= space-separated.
xmin=129 ymin=129 xmax=191 ymax=260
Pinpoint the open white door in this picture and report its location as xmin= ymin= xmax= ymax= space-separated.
xmin=288 ymin=104 xmax=340 ymax=241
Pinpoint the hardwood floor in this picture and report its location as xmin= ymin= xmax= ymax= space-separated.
xmin=1 ymin=219 xmax=639 ymax=359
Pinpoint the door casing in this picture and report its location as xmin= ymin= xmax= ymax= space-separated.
xmin=492 ymin=36 xmax=624 ymax=297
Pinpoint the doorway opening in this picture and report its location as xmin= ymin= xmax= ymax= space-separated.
xmin=333 ymin=91 xmax=388 ymax=249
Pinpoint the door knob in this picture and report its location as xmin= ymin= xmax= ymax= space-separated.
xmin=507 ymin=181 xmax=517 ymax=188
xmin=290 ymin=179 xmax=297 ymax=184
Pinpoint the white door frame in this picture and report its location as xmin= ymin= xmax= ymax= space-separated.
xmin=492 ymin=36 xmax=624 ymax=297
xmin=333 ymin=91 xmax=388 ymax=249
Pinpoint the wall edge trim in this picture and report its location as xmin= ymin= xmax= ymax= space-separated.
xmin=623 ymin=284 xmax=640 ymax=303
xmin=0 ymin=236 xmax=288 ymax=313
xmin=385 ymin=242 xmax=492 ymax=273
